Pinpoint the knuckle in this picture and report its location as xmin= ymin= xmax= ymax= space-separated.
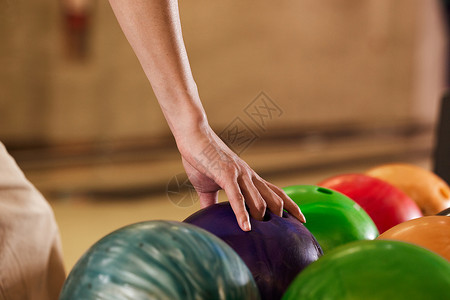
xmin=235 ymin=193 xmax=245 ymax=203
xmin=223 ymin=163 xmax=237 ymax=175
xmin=254 ymin=199 xmax=267 ymax=212
xmin=271 ymin=197 xmax=284 ymax=211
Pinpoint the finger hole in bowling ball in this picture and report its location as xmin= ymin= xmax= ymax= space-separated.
xmin=317 ymin=187 xmax=333 ymax=195
xmin=262 ymin=212 xmax=271 ymax=221
xmin=282 ymin=211 xmax=288 ymax=218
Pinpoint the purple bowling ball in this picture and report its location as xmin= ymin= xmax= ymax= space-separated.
xmin=184 ymin=202 xmax=323 ymax=300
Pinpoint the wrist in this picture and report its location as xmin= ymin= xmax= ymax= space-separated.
xmin=161 ymin=94 xmax=208 ymax=138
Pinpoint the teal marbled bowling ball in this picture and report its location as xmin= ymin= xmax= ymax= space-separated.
xmin=59 ymin=221 xmax=260 ymax=300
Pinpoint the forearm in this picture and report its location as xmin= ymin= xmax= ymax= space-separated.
xmin=108 ymin=0 xmax=207 ymax=139
xmin=109 ymin=1 xmax=305 ymax=229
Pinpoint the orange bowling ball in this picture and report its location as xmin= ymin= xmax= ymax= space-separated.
xmin=377 ymin=216 xmax=450 ymax=261
xmin=367 ymin=163 xmax=450 ymax=215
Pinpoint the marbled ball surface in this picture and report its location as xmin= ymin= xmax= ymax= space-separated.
xmin=60 ymin=221 xmax=260 ymax=300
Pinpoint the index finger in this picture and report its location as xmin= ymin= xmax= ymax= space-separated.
xmin=224 ymin=181 xmax=252 ymax=231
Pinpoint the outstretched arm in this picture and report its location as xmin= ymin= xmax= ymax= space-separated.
xmin=108 ymin=0 xmax=305 ymax=231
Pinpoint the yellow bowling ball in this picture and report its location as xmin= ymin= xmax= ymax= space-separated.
xmin=367 ymin=163 xmax=450 ymax=215
xmin=377 ymin=216 xmax=450 ymax=261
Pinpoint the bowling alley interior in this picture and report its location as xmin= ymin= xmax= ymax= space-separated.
xmin=1 ymin=0 xmax=449 ymax=298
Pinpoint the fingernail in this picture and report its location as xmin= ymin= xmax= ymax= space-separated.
xmin=300 ymin=212 xmax=306 ymax=223
xmin=242 ymin=220 xmax=251 ymax=231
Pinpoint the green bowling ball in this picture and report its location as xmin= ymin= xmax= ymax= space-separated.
xmin=60 ymin=221 xmax=260 ymax=300
xmin=283 ymin=185 xmax=378 ymax=253
xmin=282 ymin=240 xmax=450 ymax=300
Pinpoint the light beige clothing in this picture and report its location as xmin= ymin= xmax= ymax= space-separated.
xmin=0 ymin=143 xmax=65 ymax=300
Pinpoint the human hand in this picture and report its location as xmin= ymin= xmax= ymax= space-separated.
xmin=178 ymin=125 xmax=306 ymax=232
xmin=108 ymin=0 xmax=305 ymax=231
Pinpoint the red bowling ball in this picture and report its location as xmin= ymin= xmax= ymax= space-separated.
xmin=319 ymin=174 xmax=422 ymax=233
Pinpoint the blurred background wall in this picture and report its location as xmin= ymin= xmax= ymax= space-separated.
xmin=0 ymin=0 xmax=447 ymax=146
